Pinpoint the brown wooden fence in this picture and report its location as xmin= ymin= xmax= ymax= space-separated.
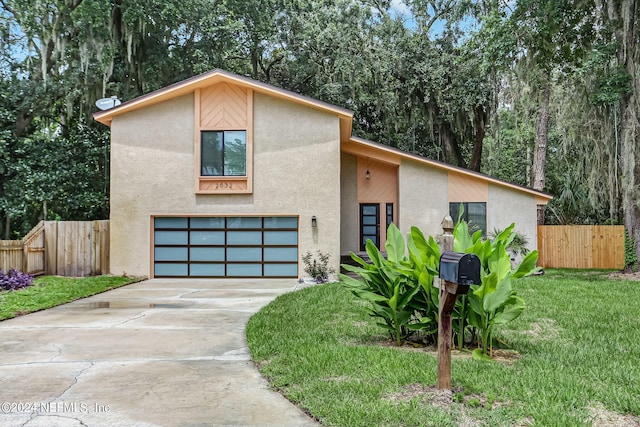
xmin=537 ymin=225 xmax=624 ymax=269
xmin=0 ymin=220 xmax=109 ymax=277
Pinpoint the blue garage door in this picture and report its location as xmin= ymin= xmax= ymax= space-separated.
xmin=153 ymin=216 xmax=298 ymax=278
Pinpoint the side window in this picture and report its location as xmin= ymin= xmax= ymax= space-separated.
xmin=449 ymin=202 xmax=487 ymax=236
xmin=201 ymin=130 xmax=246 ymax=177
xmin=386 ymin=203 xmax=394 ymax=229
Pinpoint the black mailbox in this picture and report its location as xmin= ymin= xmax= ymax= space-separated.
xmin=439 ymin=251 xmax=481 ymax=295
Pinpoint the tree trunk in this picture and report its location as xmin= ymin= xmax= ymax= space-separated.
xmin=440 ymin=122 xmax=466 ymax=168
xmin=469 ymin=105 xmax=487 ymax=172
xmin=609 ymin=0 xmax=640 ymax=269
xmin=532 ymin=82 xmax=551 ymax=191
xmin=532 ymin=81 xmax=551 ymax=225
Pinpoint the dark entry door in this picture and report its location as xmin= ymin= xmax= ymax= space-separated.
xmin=360 ymin=204 xmax=380 ymax=251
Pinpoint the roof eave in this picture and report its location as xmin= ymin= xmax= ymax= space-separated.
xmin=93 ymin=69 xmax=354 ymax=127
xmin=345 ymin=136 xmax=553 ymax=202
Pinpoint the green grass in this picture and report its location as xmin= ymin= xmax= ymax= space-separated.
xmin=0 ymin=275 xmax=142 ymax=320
xmin=247 ymin=270 xmax=640 ymax=426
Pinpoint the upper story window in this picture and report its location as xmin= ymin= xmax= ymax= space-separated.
xmin=201 ymin=130 xmax=247 ymax=176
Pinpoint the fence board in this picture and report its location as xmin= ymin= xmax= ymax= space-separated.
xmin=22 ymin=221 xmax=45 ymax=275
xmin=0 ymin=221 xmax=110 ymax=277
xmin=537 ymin=225 xmax=624 ymax=269
xmin=94 ymin=220 xmax=110 ymax=275
xmin=44 ymin=221 xmax=58 ymax=275
xmin=0 ymin=240 xmax=23 ymax=272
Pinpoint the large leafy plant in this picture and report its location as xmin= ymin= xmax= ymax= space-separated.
xmin=340 ymin=224 xmax=440 ymax=346
xmin=341 ymin=220 xmax=538 ymax=360
xmin=454 ymin=220 xmax=539 ymax=359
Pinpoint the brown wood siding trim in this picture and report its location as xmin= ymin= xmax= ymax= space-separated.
xmin=356 ymin=157 xmax=399 ymax=249
xmin=194 ymin=85 xmax=253 ymax=194
xmin=448 ymin=172 xmax=488 ymax=203
xmin=194 ymin=89 xmax=201 ymax=196
xmin=342 ymin=139 xmax=401 ymax=165
xmin=200 ymin=83 xmax=248 ymax=129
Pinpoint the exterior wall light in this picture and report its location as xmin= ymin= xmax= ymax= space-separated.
xmin=311 ymin=216 xmax=317 ymax=227
xmin=365 ymin=157 xmax=371 ymax=180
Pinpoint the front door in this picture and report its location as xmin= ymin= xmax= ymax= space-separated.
xmin=360 ymin=203 xmax=380 ymax=251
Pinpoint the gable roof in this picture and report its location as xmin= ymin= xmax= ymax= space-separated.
xmin=95 ymin=69 xmax=552 ymax=203
xmin=93 ymin=68 xmax=354 ymax=142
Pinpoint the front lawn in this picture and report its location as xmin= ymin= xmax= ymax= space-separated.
xmin=0 ymin=275 xmax=142 ymax=320
xmin=246 ymin=270 xmax=640 ymax=426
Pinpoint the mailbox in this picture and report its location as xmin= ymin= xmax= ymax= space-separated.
xmin=439 ymin=251 xmax=481 ymax=295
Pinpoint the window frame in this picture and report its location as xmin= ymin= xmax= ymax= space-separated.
xmin=386 ymin=202 xmax=394 ymax=230
xmin=449 ymin=202 xmax=487 ymax=237
xmin=200 ymin=130 xmax=247 ymax=177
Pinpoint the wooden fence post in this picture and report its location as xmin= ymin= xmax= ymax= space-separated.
xmin=438 ymin=215 xmax=455 ymax=390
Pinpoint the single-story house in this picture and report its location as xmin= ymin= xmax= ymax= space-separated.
xmin=94 ymin=69 xmax=552 ymax=279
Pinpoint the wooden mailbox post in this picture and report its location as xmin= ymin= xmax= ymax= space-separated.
xmin=437 ymin=216 xmax=481 ymax=390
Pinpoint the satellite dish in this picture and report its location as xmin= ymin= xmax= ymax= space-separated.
xmin=95 ymin=96 xmax=122 ymax=111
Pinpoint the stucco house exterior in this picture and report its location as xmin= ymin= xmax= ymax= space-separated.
xmin=94 ymin=69 xmax=552 ymax=279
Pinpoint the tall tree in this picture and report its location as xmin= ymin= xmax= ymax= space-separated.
xmin=606 ymin=0 xmax=640 ymax=266
xmin=511 ymin=0 xmax=596 ymax=222
xmin=0 ymin=0 xmax=235 ymax=236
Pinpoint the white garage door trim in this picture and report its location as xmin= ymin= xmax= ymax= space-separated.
xmin=152 ymin=216 xmax=299 ymax=278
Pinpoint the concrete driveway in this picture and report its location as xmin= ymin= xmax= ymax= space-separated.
xmin=0 ymin=279 xmax=318 ymax=427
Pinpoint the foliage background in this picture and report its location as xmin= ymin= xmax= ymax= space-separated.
xmin=1 ymin=0 xmax=638 ymax=246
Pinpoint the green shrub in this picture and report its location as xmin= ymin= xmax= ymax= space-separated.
xmin=302 ymin=250 xmax=335 ymax=283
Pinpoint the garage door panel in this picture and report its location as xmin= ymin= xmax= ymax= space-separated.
xmin=155 ymin=231 xmax=188 ymax=245
xmin=227 ymin=247 xmax=262 ymax=261
xmin=227 ymin=217 xmax=262 ymax=228
xmin=190 ymin=217 xmax=225 ymax=228
xmin=190 ymin=247 xmax=224 ymax=261
xmin=227 ymin=264 xmax=262 ymax=276
xmin=264 ymin=231 xmax=297 ymax=245
xmin=155 ymin=263 xmax=188 ymax=277
xmin=190 ymin=264 xmax=225 ymax=276
xmin=264 ymin=217 xmax=298 ymax=228
xmin=227 ymin=231 xmax=262 ymax=245
xmin=264 ymin=247 xmax=298 ymax=261
xmin=264 ymin=264 xmax=298 ymax=276
xmin=155 ymin=217 xmax=188 ymax=228
xmin=155 ymin=247 xmax=188 ymax=261
xmin=190 ymin=231 xmax=225 ymax=245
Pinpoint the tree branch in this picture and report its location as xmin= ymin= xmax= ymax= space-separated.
xmin=0 ymin=0 xmax=16 ymax=17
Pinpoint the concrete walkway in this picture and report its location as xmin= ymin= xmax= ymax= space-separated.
xmin=0 ymin=279 xmax=319 ymax=427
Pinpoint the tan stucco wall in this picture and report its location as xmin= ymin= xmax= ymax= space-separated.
xmin=340 ymin=153 xmax=358 ymax=254
xmin=110 ymin=94 xmax=195 ymax=276
xmin=488 ymin=184 xmax=538 ymax=253
xmin=109 ymin=91 xmax=341 ymax=277
xmin=398 ymin=159 xmax=450 ymax=240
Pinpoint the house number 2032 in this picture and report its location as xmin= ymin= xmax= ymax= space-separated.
xmin=215 ymin=182 xmax=233 ymax=190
